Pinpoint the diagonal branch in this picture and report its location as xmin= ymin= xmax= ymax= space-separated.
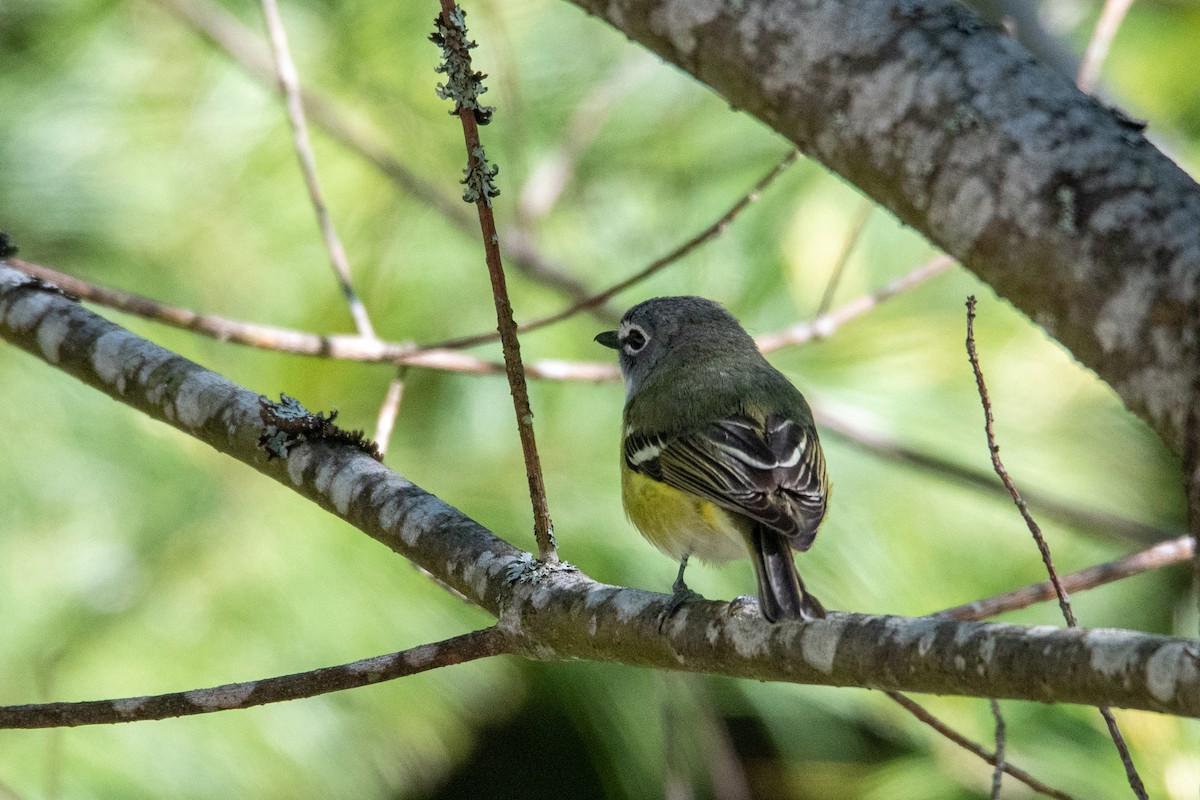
xmin=885 ymin=692 xmax=1074 ymax=800
xmin=815 ymin=199 xmax=873 ymax=316
xmin=757 ymin=255 xmax=953 ymax=352
xmin=3 ymin=263 xmax=1200 ymax=718
xmin=561 ymin=0 xmax=1200 ymax=464
xmin=0 ymin=628 xmax=510 ymax=729
xmin=5 ymin=257 xmax=618 ymax=380
xmin=1076 ymin=0 xmax=1136 ymax=94
xmin=260 ymin=0 xmax=375 ymax=339
xmin=937 ymin=534 xmax=1195 ymax=622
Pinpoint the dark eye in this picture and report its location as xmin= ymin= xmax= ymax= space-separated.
xmin=624 ymin=328 xmax=647 ymax=353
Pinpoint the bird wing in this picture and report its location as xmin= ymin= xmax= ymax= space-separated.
xmin=624 ymin=413 xmax=827 ymax=550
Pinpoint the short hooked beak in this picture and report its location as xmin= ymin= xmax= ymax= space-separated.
xmin=594 ymin=330 xmax=620 ymax=349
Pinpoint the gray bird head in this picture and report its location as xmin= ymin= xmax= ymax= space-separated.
xmin=595 ymin=296 xmax=757 ymax=400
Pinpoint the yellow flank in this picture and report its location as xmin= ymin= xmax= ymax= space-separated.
xmin=621 ymin=464 xmax=749 ymax=563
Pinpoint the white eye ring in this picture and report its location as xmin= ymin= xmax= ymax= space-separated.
xmin=621 ymin=323 xmax=649 ymax=354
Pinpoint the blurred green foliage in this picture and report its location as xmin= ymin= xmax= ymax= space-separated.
xmin=1 ymin=0 xmax=1197 ymax=798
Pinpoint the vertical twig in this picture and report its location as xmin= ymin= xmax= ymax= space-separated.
xmin=965 ymin=296 xmax=1147 ymax=800
xmin=373 ymin=369 xmax=408 ymax=457
xmin=260 ymin=0 xmax=376 ymax=339
xmin=1097 ymin=709 xmax=1148 ymax=798
xmin=432 ymin=2 xmax=556 ymax=561
xmin=1077 ymin=0 xmax=1136 ymax=93
xmin=989 ymin=698 xmax=1006 ymax=799
xmin=965 ymin=296 xmax=1076 ymax=624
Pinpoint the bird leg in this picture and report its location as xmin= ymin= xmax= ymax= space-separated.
xmin=659 ymin=555 xmax=705 ymax=632
xmin=672 ymin=555 xmax=692 ymax=596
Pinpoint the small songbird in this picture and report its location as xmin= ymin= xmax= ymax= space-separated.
xmin=595 ymin=296 xmax=829 ymax=622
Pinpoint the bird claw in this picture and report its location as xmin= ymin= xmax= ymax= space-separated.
xmin=727 ymin=595 xmax=759 ymax=617
xmin=658 ymin=582 xmax=705 ymax=633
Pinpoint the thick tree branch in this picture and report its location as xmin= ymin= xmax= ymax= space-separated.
xmin=4 ymin=263 xmax=1199 ymax=718
xmin=562 ymin=0 xmax=1200 ymax=461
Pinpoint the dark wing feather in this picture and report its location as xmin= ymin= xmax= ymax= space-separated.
xmin=624 ymin=413 xmax=828 ymax=550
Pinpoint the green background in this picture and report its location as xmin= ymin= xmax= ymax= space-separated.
xmin=1 ymin=0 xmax=1197 ymax=797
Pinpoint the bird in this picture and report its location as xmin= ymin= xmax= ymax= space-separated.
xmin=595 ymin=296 xmax=829 ymax=622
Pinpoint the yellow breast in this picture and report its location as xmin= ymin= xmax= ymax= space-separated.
xmin=620 ymin=466 xmax=749 ymax=563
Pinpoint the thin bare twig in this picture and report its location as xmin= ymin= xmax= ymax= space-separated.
xmin=965 ymin=296 xmax=1147 ymax=800
xmin=937 ymin=534 xmax=1194 ymax=621
xmin=7 ymin=255 xmax=943 ymax=384
xmin=260 ymin=0 xmax=375 ymax=339
xmin=885 ymin=692 xmax=1078 ymax=800
xmin=433 ymin=3 xmax=555 ymax=561
xmin=428 ymin=150 xmax=801 ymax=352
xmin=373 ymin=369 xmax=408 ymax=457
xmin=966 ymin=296 xmax=1076 ymax=624
xmin=147 ymin=0 xmax=469 ymax=227
xmin=1077 ymin=0 xmax=1136 ymax=93
xmin=989 ymin=698 xmax=1006 ymax=800
xmin=9 ymin=255 xmax=623 ymax=380
xmin=0 ymin=628 xmax=511 ymax=729
xmin=1097 ymin=708 xmax=1148 ymax=798
xmin=757 ymin=254 xmax=954 ymax=352
xmin=148 ymin=0 xmax=604 ymax=317
xmin=815 ymin=199 xmax=873 ymax=316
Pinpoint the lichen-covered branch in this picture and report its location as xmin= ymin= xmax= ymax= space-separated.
xmin=432 ymin=2 xmax=557 ymax=561
xmin=562 ymin=0 xmax=1200 ymax=461
xmin=3 ymin=263 xmax=1198 ymax=717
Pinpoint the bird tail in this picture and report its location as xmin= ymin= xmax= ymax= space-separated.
xmin=749 ymin=526 xmax=825 ymax=622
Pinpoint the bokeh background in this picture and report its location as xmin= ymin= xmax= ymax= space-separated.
xmin=2 ymin=0 xmax=1198 ymax=797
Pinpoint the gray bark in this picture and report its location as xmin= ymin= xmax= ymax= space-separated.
xmin=4 ymin=263 xmax=1198 ymax=720
xmin=563 ymin=0 xmax=1200 ymax=465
